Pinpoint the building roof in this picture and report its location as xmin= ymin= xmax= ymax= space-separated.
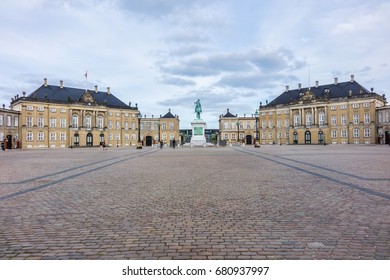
xmin=12 ymin=83 xmax=136 ymax=110
xmin=265 ymin=78 xmax=384 ymax=108
xmin=222 ymin=109 xmax=236 ymax=118
xmin=161 ymin=109 xmax=176 ymax=118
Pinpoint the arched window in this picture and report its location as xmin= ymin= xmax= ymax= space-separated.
xmin=306 ymin=112 xmax=312 ymax=127
xmin=72 ymin=114 xmax=79 ymax=129
xmin=98 ymin=115 xmax=103 ymax=129
xmin=319 ymin=111 xmax=325 ymax=127
xmin=85 ymin=115 xmax=91 ymax=129
xmin=294 ymin=114 xmax=299 ymax=127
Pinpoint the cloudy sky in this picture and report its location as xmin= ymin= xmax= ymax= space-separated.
xmin=1 ymin=0 xmax=389 ymax=128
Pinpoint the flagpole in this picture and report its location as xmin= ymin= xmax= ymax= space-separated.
xmin=85 ymin=70 xmax=88 ymax=90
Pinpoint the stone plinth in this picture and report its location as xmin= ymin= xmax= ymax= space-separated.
xmin=191 ymin=119 xmax=206 ymax=146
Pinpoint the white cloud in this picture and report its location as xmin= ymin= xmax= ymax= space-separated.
xmin=0 ymin=0 xmax=389 ymax=128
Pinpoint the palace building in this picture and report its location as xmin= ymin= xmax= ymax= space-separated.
xmin=140 ymin=109 xmax=180 ymax=147
xmin=218 ymin=109 xmax=259 ymax=145
xmin=258 ymin=75 xmax=387 ymax=145
xmin=10 ymin=78 xmax=139 ymax=149
xmin=0 ymin=105 xmax=20 ymax=149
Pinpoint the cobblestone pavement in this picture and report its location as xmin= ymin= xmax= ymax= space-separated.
xmin=0 ymin=145 xmax=389 ymax=259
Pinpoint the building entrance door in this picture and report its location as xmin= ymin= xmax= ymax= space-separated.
xmin=305 ymin=131 xmax=311 ymax=144
xmin=246 ymin=135 xmax=252 ymax=145
xmin=6 ymin=135 xmax=12 ymax=149
xmin=145 ymin=136 xmax=152 ymax=146
xmin=86 ymin=133 xmax=93 ymax=146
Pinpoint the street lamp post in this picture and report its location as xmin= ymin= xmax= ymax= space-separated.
xmin=137 ymin=112 xmax=142 ymax=149
xmin=254 ymin=109 xmax=260 ymax=147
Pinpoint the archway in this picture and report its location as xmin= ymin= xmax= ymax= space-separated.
xmin=6 ymin=135 xmax=12 ymax=149
xmin=86 ymin=133 xmax=93 ymax=146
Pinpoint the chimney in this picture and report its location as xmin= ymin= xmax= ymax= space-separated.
xmin=315 ymin=81 xmax=319 ymax=88
xmin=371 ymin=87 xmax=374 ymax=93
xmin=169 ymin=108 xmax=171 ymax=113
xmin=60 ymin=80 xmax=64 ymax=88
xmin=107 ymin=87 xmax=111 ymax=94
xmin=227 ymin=108 xmax=230 ymax=113
xmin=285 ymin=85 xmax=289 ymax=92
xmin=334 ymin=77 xmax=338 ymax=85
xmin=22 ymin=91 xmax=26 ymax=97
xmin=44 ymin=78 xmax=48 ymax=87
xmin=129 ymin=101 xmax=131 ymax=107
xmin=350 ymin=74 xmax=355 ymax=82
xmin=244 ymin=114 xmax=246 ymax=118
xmin=94 ymin=85 xmax=98 ymax=93
xmin=298 ymin=83 xmax=301 ymax=90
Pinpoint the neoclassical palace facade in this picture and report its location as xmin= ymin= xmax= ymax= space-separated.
xmin=219 ymin=75 xmax=388 ymax=145
xmin=258 ymin=76 xmax=386 ymax=145
xmin=10 ymin=79 xmax=140 ymax=149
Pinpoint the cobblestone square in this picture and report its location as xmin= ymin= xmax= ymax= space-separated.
xmin=0 ymin=145 xmax=389 ymax=259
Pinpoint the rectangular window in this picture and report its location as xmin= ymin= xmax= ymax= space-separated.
xmin=116 ymin=121 xmax=120 ymax=129
xmin=125 ymin=133 xmax=129 ymax=141
xmin=60 ymin=119 xmax=66 ymax=128
xmin=331 ymin=130 xmax=337 ymax=138
xmin=224 ymin=133 xmax=229 ymax=140
xmin=330 ymin=105 xmax=336 ymax=110
xmin=162 ymin=133 xmax=167 ymax=140
xmin=37 ymin=106 xmax=44 ymax=112
xmin=246 ymin=122 xmax=251 ymax=129
xmin=363 ymin=102 xmax=370 ymax=107
xmin=341 ymin=129 xmax=347 ymax=138
xmin=170 ymin=122 xmax=174 ymax=129
xmin=27 ymin=117 xmax=33 ymax=127
xmin=60 ymin=132 xmax=66 ymax=141
xmin=224 ymin=122 xmax=229 ymax=129
xmin=364 ymin=128 xmax=370 ymax=138
xmin=340 ymin=104 xmax=347 ymax=109
xmin=50 ymin=118 xmax=56 ymax=127
xmin=277 ymin=132 xmax=282 ymax=139
xmin=50 ymin=108 xmax=57 ymax=113
xmin=0 ymin=114 xmax=3 ymax=125
xmin=261 ymin=132 xmax=266 ymax=140
xmin=239 ymin=133 xmax=244 ymax=140
xmin=378 ymin=112 xmax=383 ymax=123
xmin=285 ymin=131 xmax=289 ymax=139
xmin=341 ymin=115 xmax=347 ymax=125
xmin=38 ymin=117 xmax=44 ymax=127
xmin=50 ymin=132 xmax=56 ymax=141
xmin=268 ymin=120 xmax=273 ymax=128
xmin=331 ymin=115 xmax=337 ymax=125
xmin=285 ymin=119 xmax=289 ymax=128
xmin=353 ymin=129 xmax=359 ymax=138
xmin=262 ymin=120 xmax=266 ymax=129
xmin=14 ymin=116 xmax=18 ymax=127
xmin=319 ymin=113 xmax=325 ymax=127
xmin=6 ymin=115 xmax=11 ymax=126
xmin=268 ymin=132 xmax=273 ymax=139
xmin=26 ymin=106 xmax=33 ymax=111
xmin=352 ymin=103 xmax=359 ymax=108
xmin=38 ymin=132 xmax=44 ymax=142
xmin=115 ymin=133 xmax=120 ymax=140
xmin=108 ymin=121 xmax=113 ymax=129
xmin=353 ymin=114 xmax=359 ymax=124
xmin=108 ymin=133 xmax=113 ymax=140
xmin=27 ymin=132 xmax=33 ymax=141
xmin=364 ymin=113 xmax=370 ymax=124
xmin=125 ymin=121 xmax=129 ymax=129
xmin=162 ymin=123 xmax=166 ymax=130
xmin=277 ymin=119 xmax=282 ymax=128
xmin=294 ymin=115 xmax=299 ymax=127
xmin=132 ymin=134 xmax=136 ymax=141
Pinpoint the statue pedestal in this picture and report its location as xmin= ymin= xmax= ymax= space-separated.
xmin=191 ymin=119 xmax=207 ymax=146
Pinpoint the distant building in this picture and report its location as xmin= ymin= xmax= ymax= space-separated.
xmin=0 ymin=105 xmax=20 ymax=149
xmin=376 ymin=105 xmax=390 ymax=144
xmin=259 ymin=75 xmax=386 ymax=145
xmin=10 ymin=78 xmax=139 ymax=148
xmin=218 ymin=109 xmax=258 ymax=145
xmin=140 ymin=109 xmax=180 ymax=147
